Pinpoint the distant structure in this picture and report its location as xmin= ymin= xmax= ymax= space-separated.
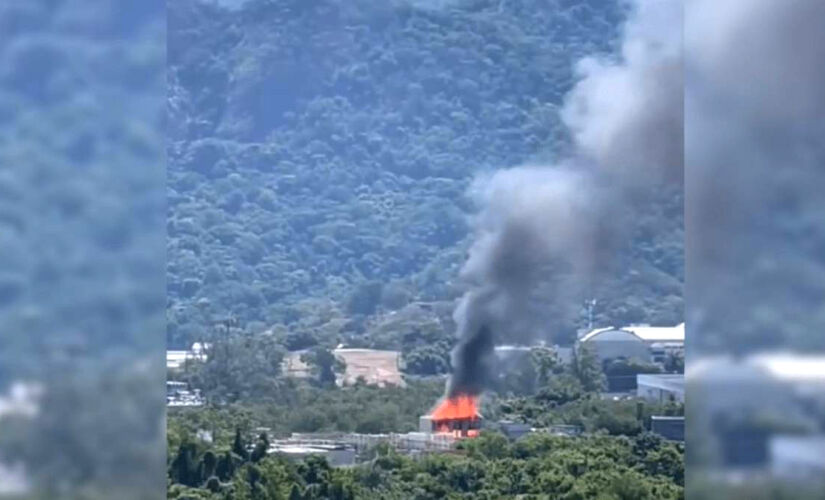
xmin=167 ymin=381 xmax=204 ymax=407
xmin=637 ymin=374 xmax=685 ymax=403
xmin=268 ymin=432 xmax=460 ymax=466
xmin=419 ymin=396 xmax=482 ymax=438
xmin=269 ymin=443 xmax=357 ymax=467
xmin=650 ymin=416 xmax=684 ymax=441
xmin=578 ymin=323 xmax=684 ymax=365
xmin=167 ymin=342 xmax=208 ymax=371
xmin=497 ymin=421 xmax=532 ymax=440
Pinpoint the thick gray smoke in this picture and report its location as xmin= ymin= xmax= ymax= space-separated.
xmin=562 ymin=0 xmax=684 ymax=184
xmin=448 ymin=168 xmax=610 ymax=396
xmin=684 ymin=1 xmax=825 ymax=485
xmin=685 ymin=0 xmax=825 ymax=353
xmin=448 ymin=0 xmax=683 ymax=397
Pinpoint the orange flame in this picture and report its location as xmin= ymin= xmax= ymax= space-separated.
xmin=429 ymin=394 xmax=480 ymax=421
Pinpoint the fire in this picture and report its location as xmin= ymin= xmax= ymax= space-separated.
xmin=427 ymin=394 xmax=481 ymax=437
xmin=430 ymin=394 xmax=480 ymax=420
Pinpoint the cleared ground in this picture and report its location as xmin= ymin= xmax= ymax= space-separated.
xmin=283 ymin=348 xmax=405 ymax=388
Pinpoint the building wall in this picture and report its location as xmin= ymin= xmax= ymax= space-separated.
xmin=651 ymin=417 xmax=684 ymax=441
xmin=638 ymin=385 xmax=682 ymax=403
xmin=637 ymin=376 xmax=685 ymax=403
xmin=582 ymin=329 xmax=652 ymax=364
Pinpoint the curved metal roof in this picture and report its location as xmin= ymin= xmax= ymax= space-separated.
xmin=580 ymin=323 xmax=685 ymax=343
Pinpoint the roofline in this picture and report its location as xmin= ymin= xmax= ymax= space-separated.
xmin=579 ymin=324 xmax=685 ymax=343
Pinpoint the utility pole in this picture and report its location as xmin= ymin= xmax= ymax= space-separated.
xmin=586 ymin=298 xmax=597 ymax=330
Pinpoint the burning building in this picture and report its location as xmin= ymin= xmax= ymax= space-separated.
xmin=419 ymin=395 xmax=482 ymax=438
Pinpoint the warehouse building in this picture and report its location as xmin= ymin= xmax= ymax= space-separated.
xmin=578 ymin=323 xmax=684 ymax=364
xmin=637 ymin=374 xmax=685 ymax=403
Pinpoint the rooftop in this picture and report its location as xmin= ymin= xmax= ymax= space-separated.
xmin=580 ymin=323 xmax=685 ymax=343
xmin=637 ymin=373 xmax=685 ymax=393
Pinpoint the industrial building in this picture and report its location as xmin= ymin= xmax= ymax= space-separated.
xmin=637 ymin=374 xmax=685 ymax=403
xmin=419 ymin=395 xmax=482 ymax=437
xmin=166 ymin=380 xmax=204 ymax=407
xmin=578 ymin=323 xmax=684 ymax=365
xmin=650 ymin=416 xmax=685 ymax=441
xmin=269 ymin=443 xmax=357 ymax=467
xmin=166 ymin=342 xmax=208 ymax=371
xmin=497 ymin=421 xmax=532 ymax=440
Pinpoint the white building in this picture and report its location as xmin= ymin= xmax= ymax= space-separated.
xmin=166 ymin=343 xmax=208 ymax=371
xmin=166 ymin=380 xmax=204 ymax=407
xmin=578 ymin=323 xmax=684 ymax=364
xmin=268 ymin=444 xmax=356 ymax=467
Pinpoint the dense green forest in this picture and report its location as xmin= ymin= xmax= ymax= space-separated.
xmin=164 ymin=1 xmax=688 ymax=498
xmin=167 ymin=431 xmax=684 ymax=500
xmin=167 ymin=0 xmax=684 ymax=351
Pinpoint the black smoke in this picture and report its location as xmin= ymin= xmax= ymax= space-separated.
xmin=447 ymin=0 xmax=683 ymax=398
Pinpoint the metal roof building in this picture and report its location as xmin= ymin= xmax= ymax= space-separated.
xmin=580 ymin=323 xmax=685 ymax=344
xmin=637 ymin=374 xmax=685 ymax=403
xmin=578 ymin=323 xmax=684 ymax=365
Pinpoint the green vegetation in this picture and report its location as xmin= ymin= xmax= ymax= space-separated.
xmin=169 ymin=333 xmax=684 ymax=497
xmin=165 ymin=1 xmax=686 ymax=498
xmin=167 ymin=0 xmax=684 ymax=353
xmin=168 ymin=380 xmax=445 ymax=440
xmin=167 ymin=431 xmax=683 ymax=499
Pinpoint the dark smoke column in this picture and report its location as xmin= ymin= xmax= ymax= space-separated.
xmin=446 ymin=0 xmax=683 ymax=398
xmin=446 ymin=168 xmax=606 ymax=397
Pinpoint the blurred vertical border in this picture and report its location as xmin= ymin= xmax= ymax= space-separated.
xmin=686 ymin=0 xmax=825 ymax=498
xmin=0 ymin=0 xmax=165 ymax=498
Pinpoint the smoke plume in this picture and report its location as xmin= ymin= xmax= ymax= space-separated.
xmin=562 ymin=0 xmax=684 ymax=184
xmin=685 ymin=0 xmax=825 ymax=353
xmin=448 ymin=0 xmax=683 ymax=398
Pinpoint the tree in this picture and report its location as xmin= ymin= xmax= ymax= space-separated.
xmin=288 ymin=484 xmax=304 ymax=500
xmin=301 ymin=347 xmax=345 ymax=387
xmin=170 ymin=442 xmax=200 ymax=487
xmin=200 ymin=450 xmax=217 ymax=479
xmin=285 ymin=329 xmax=319 ymax=351
xmin=573 ymin=342 xmax=607 ymax=393
xmin=205 ymin=476 xmax=221 ymax=493
xmin=232 ymin=428 xmax=249 ymax=461
xmin=530 ymin=346 xmax=561 ymax=388
xmin=251 ymin=432 xmax=270 ymax=463
xmin=215 ymin=450 xmax=236 ymax=481
xmin=535 ymin=373 xmax=584 ymax=405
xmin=664 ymin=350 xmax=684 ymax=373
xmin=403 ymin=345 xmax=449 ymax=375
xmin=346 ymin=281 xmax=383 ymax=315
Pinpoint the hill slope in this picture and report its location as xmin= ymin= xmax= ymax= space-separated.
xmin=167 ymin=0 xmax=683 ymax=349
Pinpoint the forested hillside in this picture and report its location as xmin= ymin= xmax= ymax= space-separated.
xmin=167 ymin=0 xmax=684 ymax=349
